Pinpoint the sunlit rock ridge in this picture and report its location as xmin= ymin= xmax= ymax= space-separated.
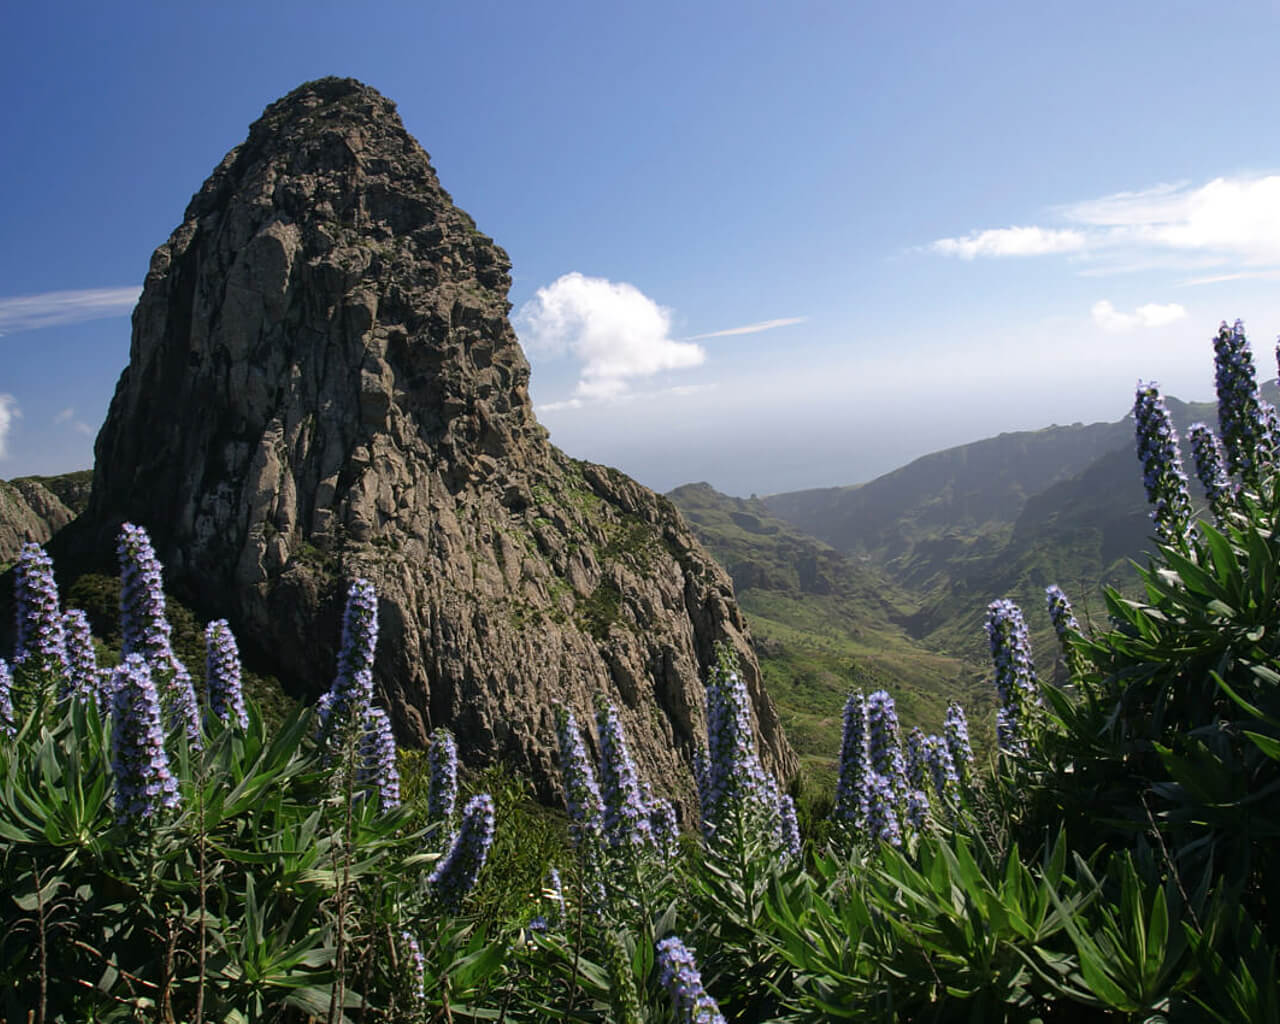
xmin=78 ymin=77 xmax=795 ymax=804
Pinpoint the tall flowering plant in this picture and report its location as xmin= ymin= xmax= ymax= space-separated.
xmin=1133 ymin=383 xmax=1195 ymax=545
xmin=117 ymin=524 xmax=200 ymax=742
xmin=13 ymin=543 xmax=69 ymax=702
xmin=987 ymin=598 xmax=1041 ymax=756
xmin=1214 ymin=318 xmax=1275 ymax=485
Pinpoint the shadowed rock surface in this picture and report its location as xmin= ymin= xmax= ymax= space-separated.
xmin=70 ymin=77 xmax=795 ymax=806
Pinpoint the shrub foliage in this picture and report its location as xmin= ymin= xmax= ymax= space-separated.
xmin=2 ymin=317 xmax=1280 ymax=1021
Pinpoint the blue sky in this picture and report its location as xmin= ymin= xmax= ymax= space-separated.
xmin=6 ymin=2 xmax=1280 ymax=496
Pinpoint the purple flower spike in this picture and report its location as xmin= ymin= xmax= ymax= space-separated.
xmin=400 ymin=930 xmax=426 ymax=1003
xmin=905 ymin=726 xmax=928 ymax=790
xmin=656 ymin=936 xmax=727 ymax=1024
xmin=923 ymin=735 xmax=959 ymax=805
xmin=699 ymin=650 xmax=774 ymax=839
xmin=61 ymin=609 xmax=98 ymax=704
xmin=834 ymin=691 xmax=870 ymax=825
xmin=648 ymin=796 xmax=681 ymax=862
xmin=205 ymin=619 xmax=247 ymax=728
xmin=1134 ymin=382 xmax=1195 ymax=544
xmin=323 ymin=579 xmax=378 ymax=737
xmin=358 ymin=706 xmax=401 ymax=812
xmin=0 ymin=660 xmax=15 ymax=737
xmin=986 ymin=599 xmax=1040 ymax=754
xmin=944 ymin=702 xmax=974 ymax=785
xmin=866 ymin=690 xmax=907 ymax=798
xmin=111 ymin=654 xmax=180 ymax=823
xmin=427 ymin=727 xmax=458 ymax=826
xmin=595 ymin=697 xmax=653 ymax=851
xmin=778 ymin=793 xmax=801 ymax=859
xmin=1214 ymin=319 xmax=1274 ymax=485
xmin=14 ymin=543 xmax=69 ymax=688
xmin=866 ymin=773 xmax=902 ymax=846
xmin=554 ymin=705 xmax=604 ymax=850
xmin=117 ymin=524 xmax=199 ymax=743
xmin=1188 ymin=423 xmax=1238 ymax=526
xmin=428 ymin=793 xmax=495 ymax=912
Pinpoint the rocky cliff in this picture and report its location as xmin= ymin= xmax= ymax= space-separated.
xmin=0 ymin=478 xmax=76 ymax=565
xmin=75 ymin=77 xmax=795 ymax=805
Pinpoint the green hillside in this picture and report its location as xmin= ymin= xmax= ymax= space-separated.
xmin=668 ymin=483 xmax=992 ymax=781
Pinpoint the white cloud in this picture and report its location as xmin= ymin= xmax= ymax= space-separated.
xmin=0 ymin=395 xmax=19 ymax=459
xmin=516 ymin=272 xmax=706 ymax=399
xmin=0 ymin=286 xmax=139 ymax=335
xmin=1092 ymin=300 xmax=1188 ymax=333
xmin=931 ymin=227 xmax=1087 ymax=259
xmin=53 ymin=407 xmax=74 ymax=425
xmin=683 ymin=317 xmax=807 ymax=340
xmin=931 ymin=175 xmax=1280 ymax=271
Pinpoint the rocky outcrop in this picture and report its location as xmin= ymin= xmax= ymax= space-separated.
xmin=77 ymin=77 xmax=795 ymax=806
xmin=0 ymin=478 xmax=75 ymax=565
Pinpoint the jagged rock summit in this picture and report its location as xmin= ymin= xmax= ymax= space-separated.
xmin=82 ymin=77 xmax=795 ymax=802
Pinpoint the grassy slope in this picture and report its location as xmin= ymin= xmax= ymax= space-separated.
xmin=668 ymin=483 xmax=993 ymax=784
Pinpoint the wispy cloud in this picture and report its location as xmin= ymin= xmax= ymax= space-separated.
xmin=683 ymin=317 xmax=807 ymax=340
xmin=931 ymin=227 xmax=1086 ymax=259
xmin=53 ymin=407 xmax=94 ymax=436
xmin=516 ymin=272 xmax=706 ymax=399
xmin=0 ymin=395 xmax=19 ymax=459
xmin=0 ymin=286 xmax=139 ymax=335
xmin=930 ymin=174 xmax=1280 ymax=273
xmin=1092 ymin=300 xmax=1188 ymax=333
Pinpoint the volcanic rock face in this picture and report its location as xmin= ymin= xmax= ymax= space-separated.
xmin=85 ymin=77 xmax=796 ymax=804
xmin=0 ymin=479 xmax=75 ymax=564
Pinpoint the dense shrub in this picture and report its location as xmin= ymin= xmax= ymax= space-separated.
xmin=2 ymin=318 xmax=1279 ymax=1021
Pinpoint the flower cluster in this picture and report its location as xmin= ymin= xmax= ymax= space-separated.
xmin=14 ymin=543 xmax=69 ymax=687
xmin=427 ymin=726 xmax=459 ymax=828
xmin=905 ymin=726 xmax=928 ymax=791
xmin=867 ymin=690 xmax=907 ymax=797
xmin=118 ymin=524 xmax=200 ymax=742
xmin=595 ymin=696 xmax=652 ymax=851
xmin=1188 ymin=423 xmax=1237 ymax=526
xmin=656 ymin=936 xmax=726 ymax=1024
xmin=358 ymin=707 xmax=401 ymax=812
xmin=110 ymin=654 xmax=180 ymax=823
xmin=400 ymin=930 xmax=425 ymax=1004
xmin=986 ymin=599 xmax=1040 ymax=755
xmin=778 ymin=793 xmax=802 ymax=858
xmin=1214 ymin=319 xmax=1274 ymax=484
xmin=0 ymin=659 xmax=14 ymax=738
xmin=428 ymin=793 xmax=495 ymax=913
xmin=922 ymin=734 xmax=959 ymax=805
xmin=865 ymin=771 xmax=902 ymax=846
xmin=323 ymin=579 xmax=378 ymax=738
xmin=61 ymin=608 xmax=98 ymax=704
xmin=834 ymin=691 xmax=870 ymax=824
xmin=699 ymin=652 xmax=773 ymax=838
xmin=1045 ymin=583 xmax=1086 ymax=678
xmin=1134 ymin=383 xmax=1195 ymax=544
xmin=648 ymin=795 xmax=681 ymax=863
xmin=944 ymin=702 xmax=974 ymax=786
xmin=204 ymin=619 xmax=247 ymax=728
xmin=554 ymin=704 xmax=604 ymax=850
